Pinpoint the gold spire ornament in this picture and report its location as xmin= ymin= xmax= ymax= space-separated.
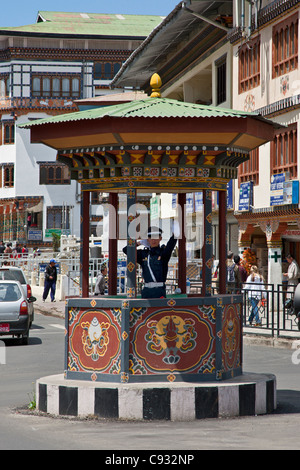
xmin=150 ymin=73 xmax=162 ymax=98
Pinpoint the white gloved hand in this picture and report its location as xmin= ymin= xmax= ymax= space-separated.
xmin=172 ymin=219 xmax=181 ymax=238
xmin=139 ymin=239 xmax=150 ymax=247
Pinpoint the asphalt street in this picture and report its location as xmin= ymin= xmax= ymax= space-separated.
xmin=1 ymin=293 xmax=300 ymax=450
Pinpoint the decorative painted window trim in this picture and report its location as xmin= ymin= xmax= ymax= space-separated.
xmin=271 ymin=123 xmax=297 ymax=178
xmin=32 ymin=74 xmax=81 ymax=99
xmin=272 ymin=12 xmax=298 ymax=78
xmin=238 ymin=148 xmax=259 ymax=186
xmin=239 ymin=35 xmax=260 ymax=94
xmin=39 ymin=162 xmax=71 ymax=185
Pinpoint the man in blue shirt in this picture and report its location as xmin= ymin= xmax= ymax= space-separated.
xmin=123 ymin=226 xmax=177 ymax=299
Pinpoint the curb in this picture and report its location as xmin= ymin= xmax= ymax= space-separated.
xmin=36 ymin=372 xmax=277 ymax=421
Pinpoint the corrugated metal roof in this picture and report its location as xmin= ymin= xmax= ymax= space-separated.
xmin=111 ymin=1 xmax=229 ymax=90
xmin=19 ymin=97 xmax=262 ymax=129
xmin=0 ymin=12 xmax=164 ymax=38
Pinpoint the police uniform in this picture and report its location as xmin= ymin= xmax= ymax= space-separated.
xmin=123 ymin=227 xmax=177 ymax=299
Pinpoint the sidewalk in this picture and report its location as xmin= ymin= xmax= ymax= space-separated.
xmin=32 ymin=285 xmax=65 ymax=319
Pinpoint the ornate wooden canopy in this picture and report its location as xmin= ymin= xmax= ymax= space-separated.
xmin=20 ymin=74 xmax=278 ymax=193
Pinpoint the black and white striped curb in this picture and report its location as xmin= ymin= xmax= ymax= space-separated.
xmin=36 ymin=373 xmax=276 ymax=420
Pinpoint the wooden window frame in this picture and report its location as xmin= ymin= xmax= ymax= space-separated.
xmin=3 ymin=164 xmax=14 ymax=187
xmin=216 ymin=55 xmax=227 ymax=105
xmin=272 ymin=12 xmax=298 ymax=78
xmin=39 ymin=163 xmax=70 ymax=185
xmin=32 ymin=75 xmax=81 ymax=99
xmin=238 ymin=148 xmax=259 ymax=186
xmin=47 ymin=206 xmax=70 ymax=230
xmin=0 ymin=75 xmax=10 ymax=97
xmin=271 ymin=123 xmax=297 ymax=178
xmin=3 ymin=122 xmax=15 ymax=145
xmin=239 ymin=36 xmax=260 ymax=94
xmin=94 ymin=62 xmax=122 ymax=80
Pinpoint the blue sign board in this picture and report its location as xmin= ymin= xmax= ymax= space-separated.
xmin=283 ymin=180 xmax=299 ymax=204
xmin=270 ymin=173 xmax=286 ymax=206
xmin=238 ymin=181 xmax=253 ymax=211
xmin=227 ymin=180 xmax=233 ymax=210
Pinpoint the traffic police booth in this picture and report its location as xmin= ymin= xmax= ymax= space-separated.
xmin=20 ymin=75 xmax=277 ymax=419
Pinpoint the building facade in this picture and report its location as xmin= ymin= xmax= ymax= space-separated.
xmin=112 ymin=0 xmax=300 ymax=287
xmin=230 ymin=0 xmax=300 ymax=286
xmin=0 ymin=10 xmax=163 ymax=245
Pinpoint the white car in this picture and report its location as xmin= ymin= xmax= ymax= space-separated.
xmin=0 ymin=266 xmax=34 ymax=327
xmin=0 ymin=280 xmax=36 ymax=345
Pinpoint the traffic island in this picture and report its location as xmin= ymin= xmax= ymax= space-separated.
xmin=36 ymin=372 xmax=276 ymax=420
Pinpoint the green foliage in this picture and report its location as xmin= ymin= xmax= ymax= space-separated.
xmin=52 ymin=232 xmax=61 ymax=252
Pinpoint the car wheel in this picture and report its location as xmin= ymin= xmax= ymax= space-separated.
xmin=21 ymin=330 xmax=29 ymax=345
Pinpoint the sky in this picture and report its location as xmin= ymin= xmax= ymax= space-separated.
xmin=1 ymin=0 xmax=181 ymax=27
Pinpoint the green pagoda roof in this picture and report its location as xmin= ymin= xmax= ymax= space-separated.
xmin=19 ymin=97 xmax=265 ymax=128
xmin=0 ymin=11 xmax=164 ymax=38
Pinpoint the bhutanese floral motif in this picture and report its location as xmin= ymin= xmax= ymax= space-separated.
xmin=145 ymin=315 xmax=197 ymax=365
xmin=81 ymin=316 xmax=111 ymax=361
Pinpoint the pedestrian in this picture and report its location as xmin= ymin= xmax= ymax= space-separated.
xmin=283 ymin=253 xmax=300 ymax=293
xmin=94 ymin=265 xmax=107 ymax=296
xmin=22 ymin=244 xmax=28 ymax=257
xmin=226 ymin=250 xmax=237 ymax=293
xmin=123 ymin=225 xmax=177 ymax=299
xmin=4 ymin=243 xmax=12 ymax=264
xmin=234 ymin=254 xmax=247 ymax=293
xmin=245 ymin=265 xmax=266 ymax=326
xmin=43 ymin=259 xmax=57 ymax=302
xmin=0 ymin=241 xmax=5 ymax=254
xmin=13 ymin=243 xmax=22 ymax=260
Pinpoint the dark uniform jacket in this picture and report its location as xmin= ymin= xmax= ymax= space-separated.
xmin=123 ymin=235 xmax=177 ymax=298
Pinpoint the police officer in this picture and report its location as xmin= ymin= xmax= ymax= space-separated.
xmin=123 ymin=226 xmax=177 ymax=299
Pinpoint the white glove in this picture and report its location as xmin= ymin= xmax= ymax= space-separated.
xmin=172 ymin=220 xmax=181 ymax=238
xmin=139 ymin=239 xmax=150 ymax=247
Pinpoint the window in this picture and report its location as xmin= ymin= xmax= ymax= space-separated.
xmin=0 ymin=76 xmax=10 ymax=97
xmin=238 ymin=149 xmax=259 ymax=186
xmin=94 ymin=62 xmax=122 ymax=80
xmin=273 ymin=13 xmax=298 ymax=78
xmin=32 ymin=75 xmax=80 ymax=99
xmin=3 ymin=165 xmax=14 ymax=187
xmin=3 ymin=122 xmax=15 ymax=144
xmin=47 ymin=206 xmax=70 ymax=230
xmin=40 ymin=163 xmax=70 ymax=185
xmin=216 ymin=55 xmax=226 ymax=105
xmin=239 ymin=36 xmax=260 ymax=93
xmin=271 ymin=123 xmax=297 ymax=178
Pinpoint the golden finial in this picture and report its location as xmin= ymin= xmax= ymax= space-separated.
xmin=150 ymin=73 xmax=162 ymax=98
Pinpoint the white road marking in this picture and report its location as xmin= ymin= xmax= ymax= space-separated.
xmin=49 ymin=324 xmax=65 ymax=330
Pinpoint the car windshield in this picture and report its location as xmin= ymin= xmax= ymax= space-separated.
xmin=0 ymin=283 xmax=22 ymax=302
xmin=0 ymin=269 xmax=26 ymax=284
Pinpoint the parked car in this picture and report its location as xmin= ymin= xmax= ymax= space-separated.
xmin=0 ymin=280 xmax=36 ymax=345
xmin=0 ymin=266 xmax=34 ymax=327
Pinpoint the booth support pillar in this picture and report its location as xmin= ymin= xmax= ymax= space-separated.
xmin=178 ymin=193 xmax=186 ymax=293
xmin=126 ymin=188 xmax=137 ymax=298
xmin=202 ymin=190 xmax=212 ymax=296
xmin=108 ymin=193 xmax=118 ymax=295
xmin=80 ymin=190 xmax=90 ymax=298
xmin=218 ymin=190 xmax=227 ymax=294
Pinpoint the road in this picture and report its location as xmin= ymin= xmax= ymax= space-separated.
xmin=1 ymin=312 xmax=300 ymax=450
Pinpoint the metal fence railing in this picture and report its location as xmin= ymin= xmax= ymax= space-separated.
xmin=1 ymin=253 xmax=299 ymax=338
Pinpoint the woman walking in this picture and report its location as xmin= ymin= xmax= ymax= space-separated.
xmin=245 ymin=265 xmax=266 ymax=326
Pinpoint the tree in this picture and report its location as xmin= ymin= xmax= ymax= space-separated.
xmin=52 ymin=232 xmax=60 ymax=252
